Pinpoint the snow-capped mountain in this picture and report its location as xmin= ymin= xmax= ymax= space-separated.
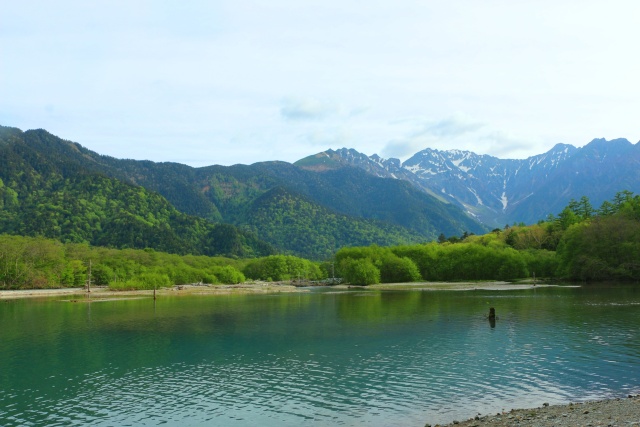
xmin=296 ymin=139 xmax=640 ymax=227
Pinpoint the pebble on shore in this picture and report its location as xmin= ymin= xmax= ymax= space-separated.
xmin=430 ymin=394 xmax=640 ymax=427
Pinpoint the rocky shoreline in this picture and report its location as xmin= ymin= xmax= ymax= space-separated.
xmin=0 ymin=280 xmax=557 ymax=300
xmin=432 ymin=394 xmax=640 ymax=427
xmin=0 ymin=282 xmax=305 ymax=300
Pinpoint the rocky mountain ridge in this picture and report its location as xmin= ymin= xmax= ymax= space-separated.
xmin=296 ymin=139 xmax=640 ymax=227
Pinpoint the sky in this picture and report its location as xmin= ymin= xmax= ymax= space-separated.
xmin=2 ymin=1 xmax=640 ymax=167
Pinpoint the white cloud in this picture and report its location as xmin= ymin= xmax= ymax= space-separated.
xmin=280 ymin=98 xmax=338 ymax=121
xmin=377 ymin=114 xmax=552 ymax=161
xmin=480 ymin=131 xmax=543 ymax=159
xmin=302 ymin=128 xmax=351 ymax=147
xmin=380 ymin=140 xmax=421 ymax=159
xmin=411 ymin=115 xmax=486 ymax=139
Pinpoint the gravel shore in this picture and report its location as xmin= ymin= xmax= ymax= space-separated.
xmin=432 ymin=394 xmax=640 ymax=427
xmin=0 ymin=282 xmax=304 ymax=300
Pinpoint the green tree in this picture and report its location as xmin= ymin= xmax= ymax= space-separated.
xmin=91 ymin=264 xmax=114 ymax=286
xmin=379 ymin=254 xmax=421 ymax=283
xmin=576 ymin=196 xmax=594 ymax=219
xmin=598 ymin=200 xmax=616 ymax=216
xmin=613 ymin=190 xmax=634 ymax=209
xmin=556 ymin=215 xmax=640 ymax=281
xmin=60 ymin=260 xmax=87 ymax=287
xmin=211 ymin=266 xmax=245 ymax=284
xmin=556 ymin=206 xmax=580 ymax=230
xmin=242 ymin=255 xmax=322 ymax=281
xmin=341 ymin=258 xmax=381 ymax=285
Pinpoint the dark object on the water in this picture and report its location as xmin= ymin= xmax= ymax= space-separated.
xmin=488 ymin=307 xmax=496 ymax=328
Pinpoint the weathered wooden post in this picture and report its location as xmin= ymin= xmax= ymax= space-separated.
xmin=488 ymin=307 xmax=496 ymax=328
xmin=86 ymin=260 xmax=92 ymax=294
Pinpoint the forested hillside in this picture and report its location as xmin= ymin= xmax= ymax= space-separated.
xmin=0 ymin=126 xmax=272 ymax=258
xmin=242 ymin=187 xmax=428 ymax=259
xmin=193 ymin=163 xmax=483 ymax=257
xmin=0 ymin=126 xmax=486 ymax=258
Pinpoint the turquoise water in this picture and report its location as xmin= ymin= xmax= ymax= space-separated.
xmin=1 ymin=285 xmax=639 ymax=426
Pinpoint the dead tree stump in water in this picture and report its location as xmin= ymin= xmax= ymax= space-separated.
xmin=488 ymin=307 xmax=497 ymax=328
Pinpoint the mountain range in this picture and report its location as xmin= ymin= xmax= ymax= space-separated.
xmin=296 ymin=138 xmax=640 ymax=227
xmin=1 ymin=125 xmax=638 ymax=259
xmin=0 ymin=126 xmax=483 ymax=259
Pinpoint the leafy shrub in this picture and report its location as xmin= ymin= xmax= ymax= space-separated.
xmin=379 ymin=255 xmax=421 ymax=283
xmin=211 ymin=266 xmax=245 ymax=284
xmin=340 ymin=258 xmax=380 ymax=285
xmin=243 ymin=255 xmax=322 ymax=281
xmin=109 ymin=272 xmax=171 ymax=290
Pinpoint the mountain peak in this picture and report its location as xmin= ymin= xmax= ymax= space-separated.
xmin=294 ymin=150 xmax=344 ymax=171
xmin=548 ymin=142 xmax=576 ymax=152
xmin=585 ymin=137 xmax=632 ymax=147
xmin=581 ymin=138 xmax=633 ymax=157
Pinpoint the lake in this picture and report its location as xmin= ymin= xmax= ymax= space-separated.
xmin=1 ymin=285 xmax=639 ymax=426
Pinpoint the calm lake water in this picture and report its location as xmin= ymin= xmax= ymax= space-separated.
xmin=1 ymin=285 xmax=639 ymax=426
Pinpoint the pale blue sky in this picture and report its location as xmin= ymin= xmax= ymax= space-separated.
xmin=2 ymin=1 xmax=639 ymax=166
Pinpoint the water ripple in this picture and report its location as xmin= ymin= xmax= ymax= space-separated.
xmin=1 ymin=289 xmax=640 ymax=426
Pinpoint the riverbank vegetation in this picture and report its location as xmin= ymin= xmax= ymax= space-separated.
xmin=0 ymin=235 xmax=330 ymax=290
xmin=335 ymin=191 xmax=640 ymax=284
xmin=0 ymin=236 xmax=248 ymax=290
xmin=1 ymin=191 xmax=638 ymax=289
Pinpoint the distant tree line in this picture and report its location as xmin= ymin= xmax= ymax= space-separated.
xmin=1 ymin=191 xmax=638 ymax=289
xmin=0 ymin=235 xmax=335 ymax=291
xmin=335 ymin=241 xmax=544 ymax=285
xmin=336 ymin=191 xmax=640 ymax=284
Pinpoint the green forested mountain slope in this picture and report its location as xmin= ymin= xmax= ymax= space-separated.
xmin=242 ymin=187 xmax=428 ymax=259
xmin=0 ymin=126 xmax=486 ymax=258
xmin=197 ymin=162 xmax=483 ymax=238
xmin=4 ymin=126 xmax=223 ymax=221
xmin=0 ymin=126 xmax=272 ymax=257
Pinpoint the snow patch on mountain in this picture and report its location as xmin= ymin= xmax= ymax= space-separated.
xmin=501 ymin=192 xmax=508 ymax=210
xmin=469 ymin=187 xmax=483 ymax=205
